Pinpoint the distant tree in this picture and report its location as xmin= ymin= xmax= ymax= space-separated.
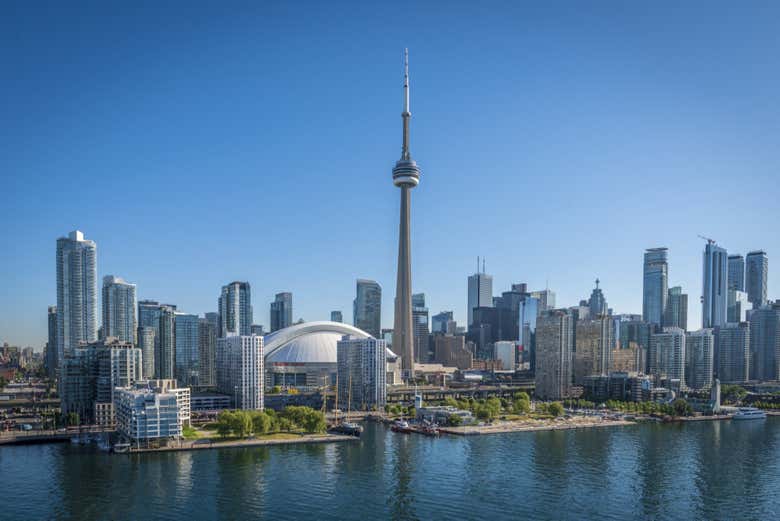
xmin=0 ymin=376 xmax=7 ymax=390
xmin=270 ymin=385 xmax=282 ymax=395
xmin=672 ymin=399 xmax=693 ymax=417
xmin=250 ymin=411 xmax=272 ymax=435
xmin=448 ymin=414 xmax=463 ymax=426
xmin=548 ymin=402 xmax=564 ymax=417
xmin=67 ymin=412 xmax=80 ymax=426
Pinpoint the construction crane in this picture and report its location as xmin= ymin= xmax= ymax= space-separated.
xmin=697 ymin=234 xmax=716 ymax=245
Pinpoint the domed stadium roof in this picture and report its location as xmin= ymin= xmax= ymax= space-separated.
xmin=264 ymin=321 xmax=371 ymax=364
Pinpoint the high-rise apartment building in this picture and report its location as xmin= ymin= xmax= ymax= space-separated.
xmin=270 ymin=292 xmax=293 ymax=332
xmin=354 ymin=280 xmax=381 ymax=338
xmin=534 ymin=310 xmax=573 ymax=400
xmin=174 ymin=312 xmax=200 ymax=388
xmin=337 ymin=335 xmax=387 ymax=411
xmin=412 ymin=293 xmax=430 ymax=363
xmin=519 ymin=297 xmax=539 ymax=371
xmin=573 ymin=317 xmax=612 ymax=385
xmin=587 ymin=279 xmax=608 ymax=317
xmin=702 ymin=241 xmax=728 ymax=329
xmin=642 ymin=248 xmax=668 ymax=326
xmin=138 ymin=300 xmax=176 ymax=380
xmin=664 ymin=286 xmax=688 ymax=331
xmin=330 ymin=311 xmax=343 ymax=323
xmin=749 ymin=301 xmax=780 ymax=381
xmin=46 ymin=305 xmax=58 ymax=380
xmin=216 ymin=335 xmax=264 ymax=410
xmin=685 ymin=329 xmax=714 ymax=390
xmin=56 ymin=230 xmax=98 ymax=364
xmin=218 ymin=281 xmax=252 ymax=337
xmin=467 ymin=269 xmax=493 ymax=327
xmin=716 ymin=322 xmax=750 ymax=383
xmin=649 ymin=327 xmax=686 ymax=387
xmin=102 ymin=275 xmax=137 ymax=344
xmin=727 ymin=254 xmax=745 ymax=291
xmin=745 ymin=251 xmax=768 ymax=309
xmin=137 ymin=326 xmax=155 ymax=379
xmin=198 ymin=318 xmax=217 ymax=388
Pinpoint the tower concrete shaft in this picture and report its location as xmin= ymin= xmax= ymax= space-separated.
xmin=392 ymin=49 xmax=420 ymax=381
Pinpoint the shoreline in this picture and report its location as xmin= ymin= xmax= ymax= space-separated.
xmin=440 ymin=418 xmax=636 ymax=436
xmin=126 ymin=433 xmax=358 ymax=454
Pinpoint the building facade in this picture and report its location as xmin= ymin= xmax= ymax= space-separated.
xmin=727 ymin=289 xmax=750 ymax=323
xmin=198 ymin=317 xmax=217 ymax=388
xmin=642 ymin=248 xmax=668 ymax=326
xmin=216 ymin=335 xmax=264 ymax=410
xmin=174 ymin=312 xmax=200 ymax=388
xmin=702 ymin=241 xmax=728 ymax=329
xmin=534 ymin=311 xmax=573 ymax=400
xmin=716 ymin=322 xmax=750 ymax=383
xmin=412 ymin=293 xmax=430 ymax=363
xmin=46 ymin=305 xmax=58 ymax=380
xmin=664 ymin=286 xmax=688 ymax=331
xmin=649 ymin=327 xmax=686 ymax=387
xmin=749 ymin=301 xmax=780 ymax=381
xmin=101 ymin=275 xmax=137 ymax=344
xmin=433 ymin=335 xmax=472 ymax=370
xmin=137 ymin=326 xmax=155 ymax=379
xmin=728 ymin=254 xmax=745 ymax=291
xmin=336 ymin=335 xmax=387 ymax=411
xmin=218 ymin=281 xmax=252 ymax=337
xmin=745 ymin=251 xmax=768 ymax=308
xmin=573 ymin=317 xmax=613 ymax=385
xmin=685 ymin=329 xmax=714 ymax=390
xmin=467 ymin=271 xmax=493 ymax=327
xmin=330 ymin=311 xmax=343 ymax=323
xmin=270 ymin=292 xmax=293 ymax=333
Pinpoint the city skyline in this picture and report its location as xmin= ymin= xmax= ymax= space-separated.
xmin=4 ymin=3 xmax=780 ymax=347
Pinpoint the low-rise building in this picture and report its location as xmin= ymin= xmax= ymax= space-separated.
xmin=115 ymin=386 xmax=183 ymax=443
xmin=416 ymin=405 xmax=474 ymax=425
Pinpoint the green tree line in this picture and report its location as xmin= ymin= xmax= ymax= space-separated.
xmin=214 ymin=406 xmax=326 ymax=438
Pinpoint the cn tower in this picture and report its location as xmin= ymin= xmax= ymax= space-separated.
xmin=392 ymin=49 xmax=420 ymax=382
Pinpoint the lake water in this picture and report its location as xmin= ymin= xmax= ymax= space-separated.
xmin=1 ymin=418 xmax=779 ymax=520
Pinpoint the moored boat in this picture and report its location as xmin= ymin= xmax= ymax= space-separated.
xmin=733 ymin=407 xmax=767 ymax=420
xmin=391 ymin=420 xmax=412 ymax=434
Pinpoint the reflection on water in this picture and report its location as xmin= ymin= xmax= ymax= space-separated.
xmin=1 ymin=418 xmax=779 ymax=520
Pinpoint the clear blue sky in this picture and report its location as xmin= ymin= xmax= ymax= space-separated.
xmin=2 ymin=2 xmax=779 ymax=349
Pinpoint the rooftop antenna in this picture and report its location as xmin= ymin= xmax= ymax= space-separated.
xmin=482 ymin=258 xmax=486 ymax=274
xmin=477 ymin=256 xmax=480 ymax=274
xmin=595 ymin=278 xmax=600 ymax=289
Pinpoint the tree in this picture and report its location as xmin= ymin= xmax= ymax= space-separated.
xmin=67 ymin=412 xmax=80 ymax=426
xmin=448 ymin=414 xmax=463 ymax=426
xmin=548 ymin=402 xmax=564 ymax=417
xmin=251 ymin=411 xmax=272 ymax=435
xmin=672 ymin=399 xmax=692 ymax=417
xmin=301 ymin=410 xmax=327 ymax=433
xmin=270 ymin=385 xmax=282 ymax=395
xmin=0 ymin=376 xmax=7 ymax=390
xmin=513 ymin=395 xmax=531 ymax=415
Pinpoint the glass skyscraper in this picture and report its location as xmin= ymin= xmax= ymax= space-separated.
xmin=412 ymin=293 xmax=429 ymax=362
xmin=467 ymin=271 xmax=493 ymax=327
xmin=642 ymin=248 xmax=668 ymax=326
xmin=702 ymin=241 xmax=728 ymax=329
xmin=727 ymin=254 xmax=745 ymax=291
xmin=745 ymin=250 xmax=768 ymax=309
xmin=218 ymin=281 xmax=252 ymax=337
xmin=353 ymin=280 xmax=381 ymax=338
xmin=101 ymin=275 xmax=137 ymax=344
xmin=270 ymin=292 xmax=293 ymax=332
xmin=174 ymin=312 xmax=200 ymax=388
xmin=664 ymin=286 xmax=688 ymax=331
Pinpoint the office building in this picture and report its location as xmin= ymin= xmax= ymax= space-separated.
xmin=467 ymin=265 xmax=493 ymax=327
xmin=354 ymin=279 xmax=381 ymax=338
xmin=198 ymin=318 xmax=217 ymax=388
xmin=727 ymin=289 xmax=750 ymax=323
xmin=519 ymin=297 xmax=539 ymax=371
xmin=205 ymin=312 xmax=220 ymax=333
xmin=574 ymin=317 xmax=613 ymax=385
xmin=337 ymin=335 xmax=387 ymax=410
xmin=433 ymin=335 xmax=472 ymax=370
xmin=702 ymin=240 xmax=728 ymax=328
xmin=749 ymin=301 xmax=780 ymax=381
xmin=649 ymin=328 xmax=686 ymax=387
xmin=270 ymin=292 xmax=293 ymax=332
xmin=218 ymin=281 xmax=252 ymax=337
xmin=432 ymin=311 xmax=454 ymax=335
xmin=746 ymin=251 xmax=768 ymax=308
xmin=664 ymin=286 xmax=688 ymax=331
xmin=174 ymin=312 xmax=200 ymax=388
xmin=216 ymin=334 xmax=264 ymax=410
xmin=530 ymin=289 xmax=556 ymax=314
xmin=643 ymin=248 xmax=668 ymax=326
xmin=534 ymin=310 xmax=573 ymax=400
xmin=685 ymin=329 xmax=714 ymax=390
xmin=330 ymin=311 xmax=343 ymax=323
xmin=716 ymin=322 xmax=750 ymax=383
xmin=137 ymin=326 xmax=155 ymax=379
xmin=101 ymin=276 xmax=137 ymax=344
xmin=728 ymin=254 xmax=745 ymax=291
xmin=115 ymin=386 xmax=183 ymax=442
xmin=56 ymin=230 xmax=98 ymax=364
xmin=611 ymin=343 xmax=645 ymax=373
xmin=494 ymin=341 xmax=517 ymax=371
xmin=588 ymin=279 xmax=608 ymax=317
xmin=412 ymin=293 xmax=430 ymax=363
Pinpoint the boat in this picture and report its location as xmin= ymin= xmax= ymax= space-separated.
xmin=418 ymin=423 xmax=440 ymax=437
xmin=391 ymin=420 xmax=412 ymax=434
xmin=331 ymin=422 xmax=363 ymax=437
xmin=733 ymin=407 xmax=767 ymax=420
xmin=112 ymin=443 xmax=130 ymax=453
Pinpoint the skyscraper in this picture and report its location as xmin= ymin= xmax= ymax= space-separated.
xmin=716 ymin=322 xmax=750 ymax=383
xmin=330 ymin=311 xmax=343 ymax=323
xmin=702 ymin=240 xmax=728 ymax=329
xmin=727 ymin=254 xmax=745 ymax=291
xmin=270 ymin=292 xmax=293 ymax=332
xmin=649 ymin=327 xmax=686 ymax=387
xmin=530 ymin=289 xmax=556 ymax=313
xmin=534 ymin=310 xmax=573 ymax=400
xmin=745 ymin=250 xmax=768 ymax=309
xmin=391 ymin=49 xmax=421 ymax=381
xmin=137 ymin=326 xmax=155 ymax=379
xmin=431 ymin=311 xmax=454 ymax=334
xmin=467 ymin=266 xmax=493 ymax=327
xmin=727 ymin=289 xmax=749 ymax=323
xmin=46 ymin=305 xmax=58 ymax=380
xmin=749 ymin=301 xmax=780 ymax=381
xmin=174 ymin=312 xmax=200 ymax=388
xmin=642 ymin=247 xmax=668 ymax=326
xmin=587 ymin=278 xmax=608 ymax=317
xmin=216 ymin=334 xmax=264 ymax=410
xmin=198 ymin=318 xmax=217 ymax=388
xmin=337 ymin=335 xmax=387 ymax=411
xmin=101 ymin=275 xmax=137 ymax=344
xmin=218 ymin=281 xmax=252 ymax=337
xmin=519 ymin=297 xmax=539 ymax=371
xmin=138 ymin=300 xmax=176 ymax=380
xmin=573 ymin=317 xmax=612 ymax=384
xmin=411 ymin=293 xmax=430 ymax=362
xmin=56 ymin=230 xmax=98 ymax=363
xmin=664 ymin=286 xmax=688 ymax=331
xmin=685 ymin=329 xmax=714 ymax=390
xmin=354 ymin=279 xmax=381 ymax=338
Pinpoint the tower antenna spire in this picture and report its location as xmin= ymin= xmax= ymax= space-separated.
xmin=401 ymin=48 xmax=411 ymax=161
